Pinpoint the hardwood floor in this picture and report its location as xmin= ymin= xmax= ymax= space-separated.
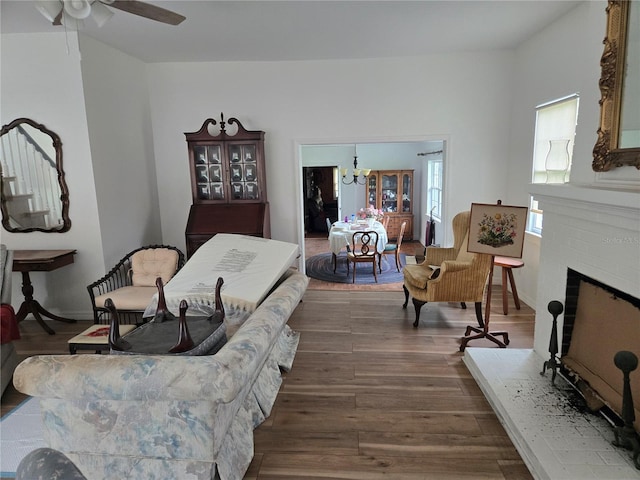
xmin=2 ymin=246 xmax=535 ymax=479
xmin=245 ymin=288 xmax=535 ymax=479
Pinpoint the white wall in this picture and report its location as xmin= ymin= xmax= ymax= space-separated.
xmin=1 ymin=32 xmax=162 ymax=319
xmin=79 ymin=34 xmax=163 ymax=264
xmin=1 ymin=33 xmax=103 ymax=317
xmin=147 ymin=53 xmax=514 ymax=260
xmin=502 ymin=0 xmax=640 ymax=308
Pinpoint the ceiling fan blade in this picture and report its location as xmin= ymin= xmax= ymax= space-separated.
xmin=108 ymin=1 xmax=186 ymax=25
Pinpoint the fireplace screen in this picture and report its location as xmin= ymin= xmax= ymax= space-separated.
xmin=561 ymin=270 xmax=640 ymax=432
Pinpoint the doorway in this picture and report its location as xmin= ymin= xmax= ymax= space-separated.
xmin=303 ymin=166 xmax=337 ymax=235
xmin=298 ymin=140 xmax=446 ymax=273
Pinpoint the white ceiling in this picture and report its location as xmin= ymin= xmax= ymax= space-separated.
xmin=1 ymin=1 xmax=584 ymax=63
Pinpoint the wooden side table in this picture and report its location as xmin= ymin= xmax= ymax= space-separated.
xmin=12 ymin=249 xmax=77 ymax=335
xmin=68 ymin=324 xmax=137 ymax=354
xmin=494 ymin=256 xmax=525 ymax=315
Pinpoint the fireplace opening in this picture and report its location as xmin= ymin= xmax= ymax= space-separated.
xmin=559 ymin=268 xmax=640 ymax=432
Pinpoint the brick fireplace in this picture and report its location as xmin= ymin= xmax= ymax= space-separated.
xmin=530 ymin=183 xmax=639 ymax=358
xmin=464 ymin=183 xmax=640 ymax=479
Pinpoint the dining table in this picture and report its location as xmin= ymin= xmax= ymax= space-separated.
xmin=328 ymin=220 xmax=388 ymax=273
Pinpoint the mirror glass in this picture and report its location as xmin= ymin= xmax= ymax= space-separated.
xmin=0 ymin=118 xmax=71 ymax=232
xmin=593 ymin=0 xmax=640 ymax=171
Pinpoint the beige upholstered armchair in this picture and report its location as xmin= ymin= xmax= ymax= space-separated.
xmin=87 ymin=245 xmax=185 ymax=326
xmin=402 ymin=211 xmax=493 ymax=328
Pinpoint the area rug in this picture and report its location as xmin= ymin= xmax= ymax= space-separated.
xmin=0 ymin=397 xmax=44 ymax=478
xmin=305 ymin=252 xmax=408 ymax=284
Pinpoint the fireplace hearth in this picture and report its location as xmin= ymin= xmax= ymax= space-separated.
xmin=537 ymin=268 xmax=640 ymax=470
xmin=464 ymin=348 xmax=640 ymax=479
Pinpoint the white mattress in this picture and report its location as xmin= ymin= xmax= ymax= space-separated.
xmin=144 ymin=234 xmax=299 ymax=319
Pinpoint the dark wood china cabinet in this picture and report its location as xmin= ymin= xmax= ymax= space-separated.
xmin=184 ymin=114 xmax=270 ymax=257
xmin=365 ymin=170 xmax=413 ymax=241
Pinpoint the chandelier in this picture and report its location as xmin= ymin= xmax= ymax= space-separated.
xmin=340 ymin=155 xmax=371 ymax=185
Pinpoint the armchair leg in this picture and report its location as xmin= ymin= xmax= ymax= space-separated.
xmin=402 ymin=284 xmax=409 ymax=308
xmin=412 ymin=298 xmax=426 ymax=328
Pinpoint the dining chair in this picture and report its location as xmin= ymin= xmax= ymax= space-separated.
xmin=346 ymin=230 xmax=379 ymax=283
xmin=379 ymin=221 xmax=406 ymax=272
xmin=381 ymin=215 xmax=390 ymax=232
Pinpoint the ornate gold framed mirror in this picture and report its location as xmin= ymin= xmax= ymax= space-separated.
xmin=0 ymin=118 xmax=71 ymax=232
xmin=593 ymin=0 xmax=640 ymax=171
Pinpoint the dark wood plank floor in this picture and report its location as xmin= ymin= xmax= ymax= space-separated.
xmin=244 ymin=288 xmax=535 ymax=479
xmin=2 ymin=282 xmax=534 ymax=479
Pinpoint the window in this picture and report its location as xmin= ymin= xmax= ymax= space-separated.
xmin=427 ymin=158 xmax=442 ymax=220
xmin=528 ymin=94 xmax=579 ymax=235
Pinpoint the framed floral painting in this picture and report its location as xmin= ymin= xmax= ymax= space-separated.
xmin=467 ymin=203 xmax=528 ymax=258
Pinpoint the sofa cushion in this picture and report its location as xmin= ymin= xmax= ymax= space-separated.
xmin=131 ymin=249 xmax=179 ymax=287
xmin=95 ymin=286 xmax=157 ymax=311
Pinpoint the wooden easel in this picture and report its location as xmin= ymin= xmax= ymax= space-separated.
xmin=459 ymin=200 xmax=521 ymax=351
xmin=459 ymin=253 xmax=510 ymax=351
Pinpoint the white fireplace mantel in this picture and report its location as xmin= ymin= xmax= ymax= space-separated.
xmin=529 ymin=182 xmax=640 ymax=357
xmin=530 ymin=183 xmax=640 ymax=230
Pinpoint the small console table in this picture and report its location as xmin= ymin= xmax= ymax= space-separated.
xmin=12 ymin=249 xmax=77 ymax=335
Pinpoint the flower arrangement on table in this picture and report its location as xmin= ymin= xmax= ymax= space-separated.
xmin=476 ymin=212 xmax=518 ymax=247
xmin=357 ymin=205 xmax=384 ymax=222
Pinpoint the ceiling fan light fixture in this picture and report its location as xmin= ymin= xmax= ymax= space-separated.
xmin=63 ymin=0 xmax=92 ymax=20
xmin=60 ymin=11 xmax=84 ymax=29
xmin=90 ymin=1 xmax=114 ymax=27
xmin=35 ymin=0 xmax=63 ymax=22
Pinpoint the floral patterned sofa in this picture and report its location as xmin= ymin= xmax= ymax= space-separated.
xmin=13 ymin=268 xmax=308 ymax=480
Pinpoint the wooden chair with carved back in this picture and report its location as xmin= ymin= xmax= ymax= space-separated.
xmin=346 ymin=230 xmax=379 ymax=283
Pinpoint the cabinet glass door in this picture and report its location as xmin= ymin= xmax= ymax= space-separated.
xmin=227 ymin=143 xmax=260 ymax=200
xmin=367 ymin=175 xmax=377 ymax=206
xmin=402 ymin=173 xmax=411 ymax=212
xmin=193 ymin=144 xmax=224 ymax=200
xmin=381 ymin=173 xmax=398 ymax=213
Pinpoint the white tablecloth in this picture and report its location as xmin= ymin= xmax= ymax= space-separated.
xmin=144 ymin=234 xmax=299 ymax=318
xmin=329 ymin=221 xmax=388 ymax=254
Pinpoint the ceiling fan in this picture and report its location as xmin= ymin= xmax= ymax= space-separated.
xmin=35 ymin=0 xmax=186 ymax=27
